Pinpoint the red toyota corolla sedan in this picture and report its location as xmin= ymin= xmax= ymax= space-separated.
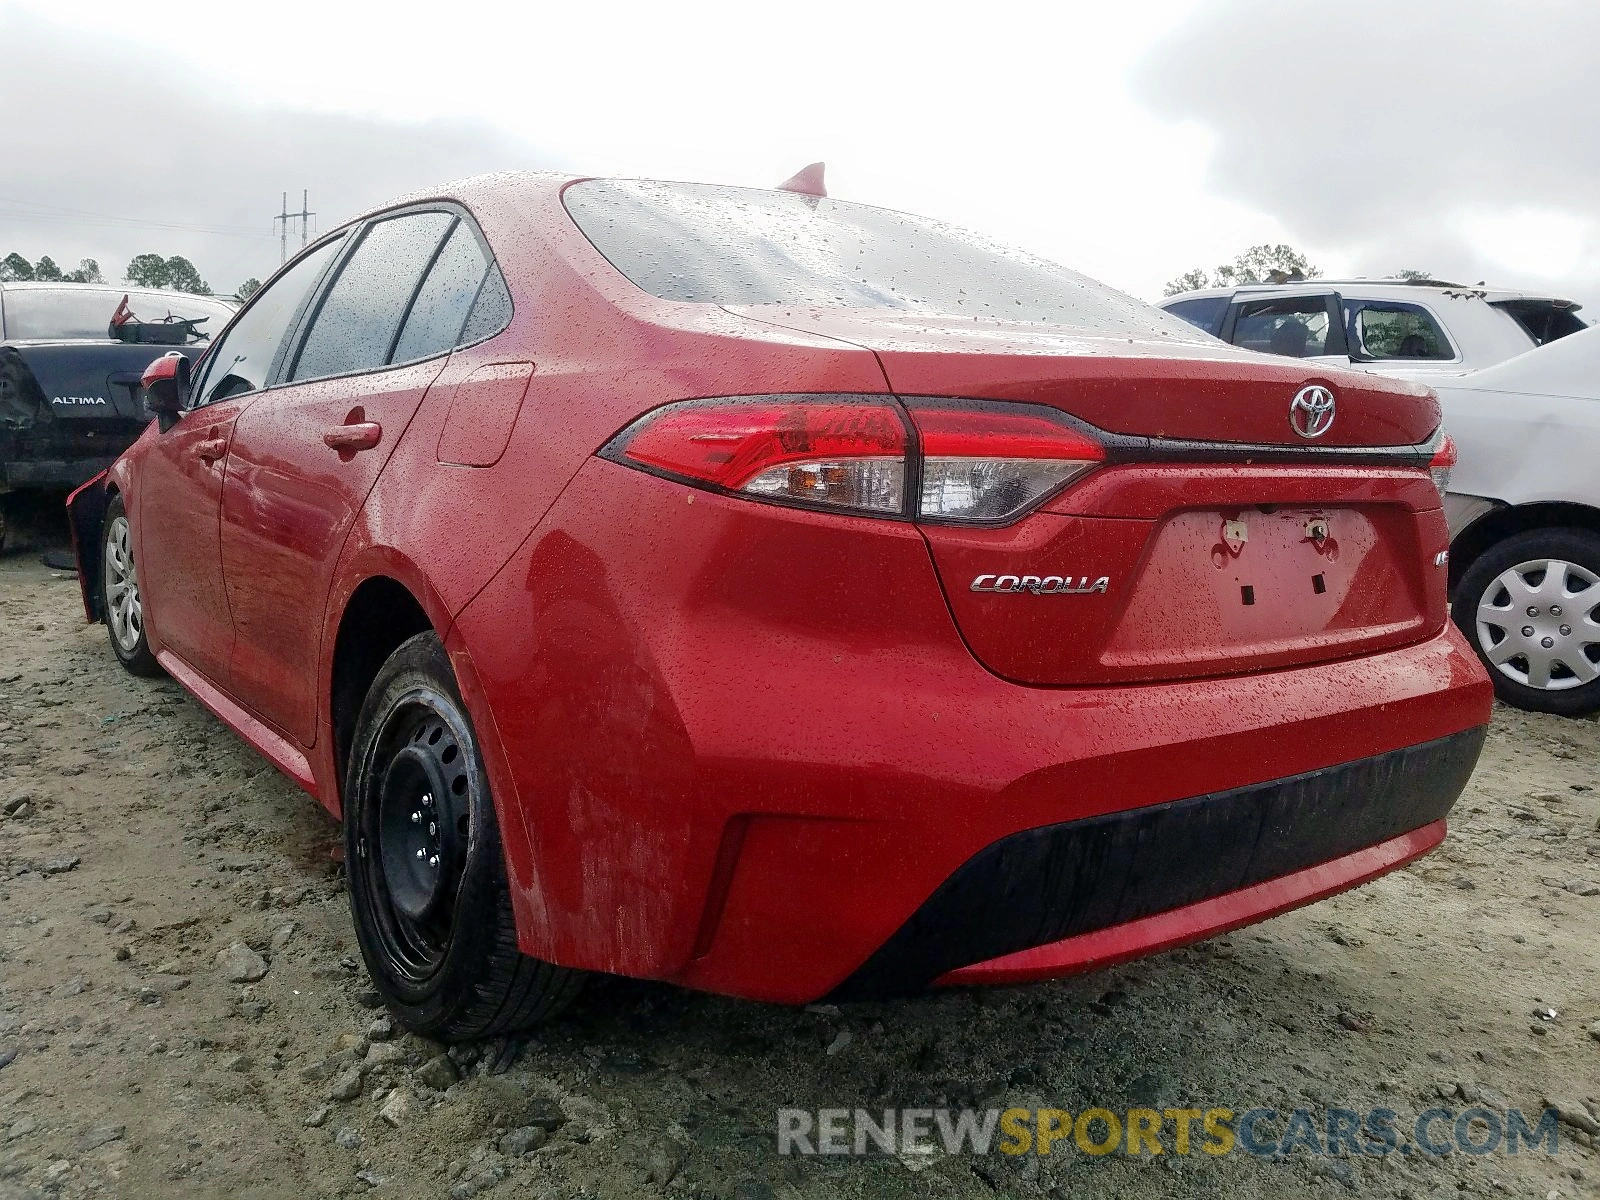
xmin=70 ymin=171 xmax=1491 ymax=1040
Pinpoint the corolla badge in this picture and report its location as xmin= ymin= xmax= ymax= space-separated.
xmin=1289 ymin=385 xmax=1336 ymax=439
xmin=971 ymin=574 xmax=1110 ymax=594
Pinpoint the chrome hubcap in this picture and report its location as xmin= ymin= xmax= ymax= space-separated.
xmin=1476 ymin=557 xmax=1600 ymax=691
xmin=104 ymin=515 xmax=143 ymax=654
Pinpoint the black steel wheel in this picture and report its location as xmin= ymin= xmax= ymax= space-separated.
xmin=344 ymin=632 xmax=582 ymax=1039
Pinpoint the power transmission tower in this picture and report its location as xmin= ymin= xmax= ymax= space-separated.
xmin=272 ymin=190 xmax=316 ymax=264
xmin=297 ymin=190 xmax=315 ymax=249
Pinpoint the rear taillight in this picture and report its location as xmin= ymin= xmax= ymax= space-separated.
xmin=601 ymin=395 xmax=1104 ymax=523
xmin=1429 ymin=431 xmax=1456 ymax=500
xmin=607 ymin=396 xmax=907 ymax=515
xmin=907 ymin=401 xmax=1104 ymax=523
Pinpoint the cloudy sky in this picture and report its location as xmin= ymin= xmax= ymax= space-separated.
xmin=1 ymin=0 xmax=1593 ymax=309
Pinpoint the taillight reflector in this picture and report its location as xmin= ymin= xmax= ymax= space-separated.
xmin=1429 ymin=431 xmax=1456 ymax=499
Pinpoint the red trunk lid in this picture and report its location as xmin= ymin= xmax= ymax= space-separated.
xmin=921 ymin=465 xmax=1451 ymax=684
xmin=734 ymin=306 xmax=1450 ymax=684
xmin=729 ymin=307 xmax=1440 ymax=446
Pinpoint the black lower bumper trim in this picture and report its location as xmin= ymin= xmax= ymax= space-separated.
xmin=3 ymin=457 xmax=117 ymax=490
xmin=831 ymin=727 xmax=1486 ymax=1000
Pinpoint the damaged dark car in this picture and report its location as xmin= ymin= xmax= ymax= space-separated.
xmin=0 ymin=282 xmax=235 ymax=549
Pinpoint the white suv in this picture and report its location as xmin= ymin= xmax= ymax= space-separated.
xmin=1160 ymin=280 xmax=1587 ymax=381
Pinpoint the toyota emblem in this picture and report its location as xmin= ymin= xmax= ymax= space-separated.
xmin=1290 ymin=385 xmax=1336 ymax=439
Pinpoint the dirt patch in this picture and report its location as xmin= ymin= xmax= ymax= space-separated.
xmin=0 ymin=554 xmax=1597 ymax=1199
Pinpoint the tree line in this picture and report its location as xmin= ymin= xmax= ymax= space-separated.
xmin=0 ymin=253 xmax=105 ymax=284
xmin=1164 ymin=245 xmax=1322 ymax=295
xmin=0 ymin=251 xmax=260 ymax=299
xmin=1164 ymin=247 xmax=1439 ymax=296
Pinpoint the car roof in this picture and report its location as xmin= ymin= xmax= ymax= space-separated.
xmin=1 ymin=281 xmax=144 ymax=293
xmin=0 ymin=281 xmax=235 ymax=302
xmin=1163 ymin=280 xmax=1580 ymax=309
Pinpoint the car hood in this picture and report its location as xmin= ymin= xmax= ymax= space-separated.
xmin=724 ymin=305 xmax=1441 ymax=448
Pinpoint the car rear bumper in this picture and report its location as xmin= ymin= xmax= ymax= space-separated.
xmin=665 ymin=637 xmax=1488 ymax=1004
xmin=932 ymin=820 xmax=1446 ymax=988
xmin=830 ymin=727 xmax=1482 ymax=998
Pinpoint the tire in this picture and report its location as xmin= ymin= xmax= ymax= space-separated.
xmin=100 ymin=494 xmax=161 ymax=677
xmin=1452 ymin=526 xmax=1600 ymax=717
xmin=344 ymin=632 xmax=582 ymax=1040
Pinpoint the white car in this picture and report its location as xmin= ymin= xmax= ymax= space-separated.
xmin=1160 ymin=280 xmax=1586 ymax=382
xmin=1433 ymin=325 xmax=1600 ymax=715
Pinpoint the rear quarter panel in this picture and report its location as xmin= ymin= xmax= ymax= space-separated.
xmin=1436 ymin=385 xmax=1600 ymax=507
xmin=317 ymin=182 xmax=890 ymax=901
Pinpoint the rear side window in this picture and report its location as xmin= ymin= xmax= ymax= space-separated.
xmin=291 ymin=211 xmax=454 ymax=381
xmin=391 ymin=221 xmax=491 ymax=364
xmin=1231 ymin=296 xmax=1332 ymax=357
xmin=191 ymin=236 xmax=345 ymax=406
xmin=1162 ymin=296 xmax=1228 ymax=337
xmin=459 ymin=265 xmax=512 ymax=344
xmin=1345 ymin=301 xmax=1454 ymax=360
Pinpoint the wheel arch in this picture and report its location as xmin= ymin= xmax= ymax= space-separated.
xmin=67 ymin=470 xmax=112 ymax=622
xmin=68 ymin=458 xmax=139 ymax=624
xmin=322 ymin=557 xmax=548 ymax=965
xmin=1449 ymin=500 xmax=1600 ymax=592
xmin=327 ymin=574 xmax=436 ymax=805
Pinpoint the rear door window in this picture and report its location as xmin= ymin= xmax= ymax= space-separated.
xmin=390 ymin=220 xmax=491 ymax=364
xmin=459 ymin=265 xmax=512 ymax=344
xmin=290 ymin=211 xmax=454 ymax=382
xmin=1344 ymin=301 xmax=1454 ymax=360
xmin=1230 ymin=296 xmax=1334 ymax=357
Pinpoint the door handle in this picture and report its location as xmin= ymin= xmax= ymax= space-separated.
xmin=324 ymin=422 xmax=383 ymax=453
xmin=195 ymin=437 xmax=228 ymax=463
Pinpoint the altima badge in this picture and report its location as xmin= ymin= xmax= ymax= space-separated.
xmin=970 ymin=574 xmax=1110 ymax=594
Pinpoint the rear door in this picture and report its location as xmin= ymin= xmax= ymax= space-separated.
xmin=134 ymin=238 xmax=345 ymax=684
xmin=218 ymin=208 xmax=490 ymax=746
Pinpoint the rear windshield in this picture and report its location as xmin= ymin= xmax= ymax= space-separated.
xmin=1491 ymin=299 xmax=1589 ymax=347
xmin=2 ymin=288 xmax=232 ymax=341
xmin=564 ymin=179 xmax=1198 ymax=337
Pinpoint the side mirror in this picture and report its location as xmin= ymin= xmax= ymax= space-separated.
xmin=142 ymin=352 xmax=191 ymax=431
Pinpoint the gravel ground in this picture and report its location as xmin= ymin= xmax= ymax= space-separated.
xmin=1 ymin=552 xmax=1598 ymax=1200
